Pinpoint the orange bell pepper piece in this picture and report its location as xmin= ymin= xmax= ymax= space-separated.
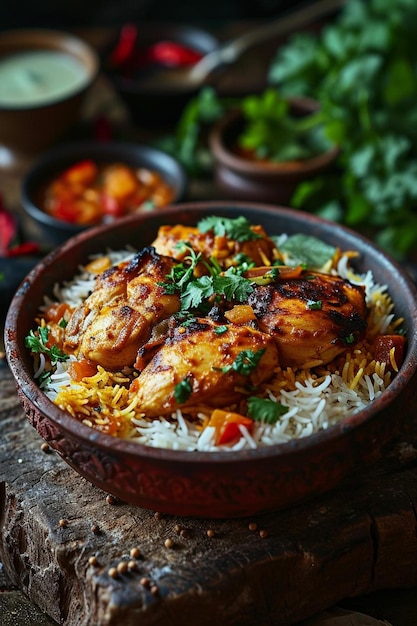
xmin=208 ymin=409 xmax=253 ymax=445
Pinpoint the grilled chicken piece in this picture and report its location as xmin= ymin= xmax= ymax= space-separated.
xmin=63 ymin=247 xmax=180 ymax=370
xmin=129 ymin=317 xmax=279 ymax=417
xmin=248 ymin=271 xmax=367 ymax=369
xmin=151 ymin=222 xmax=280 ymax=269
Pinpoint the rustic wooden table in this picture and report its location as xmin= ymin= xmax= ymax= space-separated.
xmin=1 ymin=23 xmax=417 ymax=626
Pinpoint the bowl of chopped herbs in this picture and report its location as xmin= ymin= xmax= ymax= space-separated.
xmin=209 ymin=89 xmax=339 ymax=204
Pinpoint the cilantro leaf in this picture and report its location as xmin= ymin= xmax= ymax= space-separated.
xmin=174 ymin=377 xmax=193 ymax=404
xmin=212 ymin=269 xmax=253 ymax=302
xmin=181 ymin=275 xmax=214 ymax=310
xmin=279 ymin=234 xmax=336 ymax=268
xmin=221 ymin=349 xmax=266 ymax=376
xmin=25 ymin=327 xmax=69 ymax=364
xmin=247 ymin=396 xmax=289 ymax=424
xmin=197 ymin=215 xmax=262 ymax=242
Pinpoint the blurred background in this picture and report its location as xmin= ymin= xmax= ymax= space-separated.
xmin=0 ymin=0 xmax=314 ymax=29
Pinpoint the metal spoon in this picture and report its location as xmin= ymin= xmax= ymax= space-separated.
xmin=138 ymin=0 xmax=346 ymax=91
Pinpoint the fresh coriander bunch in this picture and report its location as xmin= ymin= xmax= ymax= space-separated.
xmin=236 ymin=88 xmax=332 ymax=163
xmin=153 ymin=86 xmax=332 ymax=176
xmin=268 ymin=0 xmax=417 ymax=260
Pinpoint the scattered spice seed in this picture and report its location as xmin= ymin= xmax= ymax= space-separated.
xmin=91 ymin=524 xmax=101 ymax=535
xmin=174 ymin=524 xmax=182 ymax=534
xmin=248 ymin=522 xmax=257 ymax=531
xmin=130 ymin=547 xmax=141 ymax=559
xmin=206 ymin=529 xmax=215 ymax=538
xmin=140 ymin=577 xmax=151 ymax=588
xmin=154 ymin=511 xmax=163 ymax=520
xmin=88 ymin=556 xmax=99 ymax=567
xmin=106 ymin=495 xmax=118 ymax=505
xmin=164 ymin=538 xmax=174 ymax=549
xmin=108 ymin=567 xmax=118 ymax=579
xmin=117 ymin=561 xmax=129 ymax=575
xmin=40 ymin=442 xmax=51 ymax=453
xmin=259 ymin=529 xmax=268 ymax=538
xmin=150 ymin=585 xmax=159 ymax=596
xmin=180 ymin=529 xmax=189 ymax=539
xmin=59 ymin=519 xmax=68 ymax=528
xmin=128 ymin=560 xmax=137 ymax=572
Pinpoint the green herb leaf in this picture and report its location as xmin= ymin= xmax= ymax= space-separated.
xmin=247 ymin=396 xmax=289 ymax=424
xmin=25 ymin=327 xmax=69 ymax=364
xmin=307 ymin=300 xmax=323 ymax=310
xmin=174 ymin=377 xmax=193 ymax=404
xmin=197 ymin=215 xmax=262 ymax=242
xmin=221 ymin=348 xmax=266 ymax=376
xmin=279 ymin=234 xmax=336 ymax=268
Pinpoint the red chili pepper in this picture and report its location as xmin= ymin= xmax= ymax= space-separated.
xmin=109 ymin=23 xmax=138 ymax=67
xmin=93 ymin=115 xmax=113 ymax=143
xmin=6 ymin=242 xmax=41 ymax=257
xmin=0 ymin=201 xmax=17 ymax=255
xmin=147 ymin=41 xmax=203 ymax=67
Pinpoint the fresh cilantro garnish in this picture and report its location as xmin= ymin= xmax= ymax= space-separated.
xmin=174 ymin=377 xmax=193 ymax=404
xmin=234 ymin=253 xmax=255 ymax=271
xmin=160 ymin=240 xmax=255 ymax=315
xmin=343 ymin=333 xmax=356 ymax=345
xmin=181 ymin=275 xmax=214 ymax=310
xmin=212 ymin=269 xmax=254 ymax=302
xmin=58 ymin=318 xmax=68 ymax=328
xmin=197 ymin=216 xmax=262 ymax=242
xmin=220 ymin=348 xmax=266 ymax=376
xmin=247 ymin=396 xmax=289 ymax=424
xmin=214 ymin=325 xmax=228 ymax=335
xmin=307 ymin=300 xmax=322 ymax=310
xmin=268 ymin=0 xmax=417 ymax=260
xmin=278 ymin=234 xmax=336 ymax=269
xmin=159 ymin=244 xmax=203 ymax=294
xmin=25 ymin=326 xmax=69 ymax=364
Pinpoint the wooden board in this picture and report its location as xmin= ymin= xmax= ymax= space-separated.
xmin=1 ymin=361 xmax=417 ymax=626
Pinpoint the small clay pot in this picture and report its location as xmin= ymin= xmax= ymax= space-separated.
xmin=209 ymin=99 xmax=339 ymax=204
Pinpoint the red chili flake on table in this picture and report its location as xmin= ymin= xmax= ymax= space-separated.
xmin=0 ymin=194 xmax=40 ymax=257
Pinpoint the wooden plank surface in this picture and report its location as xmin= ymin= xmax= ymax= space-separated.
xmin=1 ymin=362 xmax=417 ymax=626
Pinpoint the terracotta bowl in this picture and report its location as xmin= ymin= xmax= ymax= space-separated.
xmin=0 ymin=29 xmax=99 ymax=170
xmin=209 ymin=102 xmax=339 ymax=204
xmin=21 ymin=140 xmax=188 ymax=248
xmin=5 ymin=202 xmax=417 ymax=518
xmin=102 ymin=23 xmax=219 ymax=128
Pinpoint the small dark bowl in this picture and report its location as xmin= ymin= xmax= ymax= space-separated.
xmin=210 ymin=101 xmax=339 ymax=204
xmin=5 ymin=202 xmax=417 ymax=518
xmin=102 ymin=23 xmax=219 ymax=127
xmin=21 ymin=140 xmax=188 ymax=247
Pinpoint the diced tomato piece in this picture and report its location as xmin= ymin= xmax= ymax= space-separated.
xmin=62 ymin=160 xmax=98 ymax=186
xmin=44 ymin=302 xmax=71 ymax=325
xmin=52 ymin=199 xmax=79 ymax=223
xmin=101 ymin=193 xmax=126 ymax=217
xmin=102 ymin=164 xmax=138 ymax=199
xmin=68 ymin=359 xmax=97 ymax=382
